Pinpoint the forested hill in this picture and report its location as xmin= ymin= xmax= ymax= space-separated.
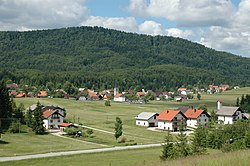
xmin=0 ymin=26 xmax=250 ymax=91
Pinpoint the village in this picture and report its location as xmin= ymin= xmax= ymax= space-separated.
xmin=6 ymin=82 xmax=248 ymax=133
xmin=1 ymin=81 xmax=250 ymax=165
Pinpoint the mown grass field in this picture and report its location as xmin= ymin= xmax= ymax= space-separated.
xmin=0 ymin=132 xmax=102 ymax=157
xmin=1 ymin=147 xmax=249 ymax=166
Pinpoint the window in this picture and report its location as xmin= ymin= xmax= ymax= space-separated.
xmin=205 ymin=119 xmax=207 ymax=122
xmin=58 ymin=119 xmax=60 ymax=123
xmin=138 ymin=122 xmax=140 ymax=125
xmin=50 ymin=120 xmax=53 ymax=123
xmin=144 ymin=122 xmax=145 ymax=125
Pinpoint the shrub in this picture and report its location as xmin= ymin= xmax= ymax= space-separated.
xmin=86 ymin=129 xmax=93 ymax=137
xmin=65 ymin=128 xmax=79 ymax=136
xmin=105 ymin=100 xmax=111 ymax=106
xmin=118 ymin=136 xmax=127 ymax=143
xmin=8 ymin=120 xmax=21 ymax=133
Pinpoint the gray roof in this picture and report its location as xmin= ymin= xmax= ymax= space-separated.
xmin=177 ymin=107 xmax=190 ymax=113
xmin=135 ymin=112 xmax=158 ymax=120
xmin=243 ymin=113 xmax=250 ymax=119
xmin=216 ymin=106 xmax=241 ymax=116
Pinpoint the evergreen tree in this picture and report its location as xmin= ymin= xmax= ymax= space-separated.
xmin=191 ymin=125 xmax=208 ymax=155
xmin=160 ymin=132 xmax=176 ymax=160
xmin=240 ymin=95 xmax=245 ymax=106
xmin=197 ymin=93 xmax=201 ymax=100
xmin=245 ymin=123 xmax=250 ymax=149
xmin=25 ymin=108 xmax=33 ymax=128
xmin=114 ymin=117 xmax=123 ymax=141
xmin=32 ymin=102 xmax=45 ymax=134
xmin=13 ymin=103 xmax=25 ymax=124
xmin=176 ymin=125 xmax=190 ymax=157
xmin=236 ymin=97 xmax=240 ymax=107
xmin=0 ymin=81 xmax=13 ymax=130
xmin=210 ymin=109 xmax=217 ymax=122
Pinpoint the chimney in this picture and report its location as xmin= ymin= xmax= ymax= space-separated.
xmin=217 ymin=100 xmax=222 ymax=110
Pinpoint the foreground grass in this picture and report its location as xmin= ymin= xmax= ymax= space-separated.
xmin=1 ymin=147 xmax=250 ymax=166
xmin=0 ymin=132 xmax=103 ymax=157
xmin=146 ymin=149 xmax=250 ymax=166
xmin=1 ymin=147 xmax=162 ymax=166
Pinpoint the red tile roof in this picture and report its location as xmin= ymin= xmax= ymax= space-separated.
xmin=114 ymin=93 xmax=123 ymax=98
xmin=178 ymin=88 xmax=187 ymax=91
xmin=16 ymin=92 xmax=26 ymax=98
xmin=137 ymin=92 xmax=145 ymax=96
xmin=43 ymin=110 xmax=56 ymax=119
xmin=157 ymin=110 xmax=181 ymax=121
xmin=184 ymin=109 xmax=204 ymax=119
xmin=38 ymin=91 xmax=47 ymax=97
xmin=9 ymin=90 xmax=17 ymax=96
xmin=58 ymin=122 xmax=71 ymax=127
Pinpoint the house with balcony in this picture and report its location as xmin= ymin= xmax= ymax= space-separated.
xmin=157 ymin=110 xmax=187 ymax=131
xmin=184 ymin=109 xmax=210 ymax=128
xmin=216 ymin=101 xmax=243 ymax=124
xmin=43 ymin=109 xmax=64 ymax=129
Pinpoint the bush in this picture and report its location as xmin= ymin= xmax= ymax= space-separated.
xmin=86 ymin=129 xmax=93 ymax=137
xmin=118 ymin=136 xmax=127 ymax=143
xmin=8 ymin=120 xmax=21 ymax=133
xmin=105 ymin=100 xmax=111 ymax=106
xmin=64 ymin=128 xmax=79 ymax=136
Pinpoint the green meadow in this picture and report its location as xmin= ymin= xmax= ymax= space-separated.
xmin=1 ymin=147 xmax=249 ymax=166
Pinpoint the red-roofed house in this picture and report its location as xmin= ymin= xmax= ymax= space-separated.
xmin=7 ymin=83 xmax=19 ymax=89
xmin=113 ymin=93 xmax=126 ymax=102
xmin=43 ymin=109 xmax=64 ymax=129
xmin=137 ymin=92 xmax=146 ymax=97
xmin=157 ymin=110 xmax=187 ymax=131
xmin=37 ymin=91 xmax=47 ymax=98
xmin=9 ymin=90 xmax=17 ymax=97
xmin=16 ymin=92 xmax=26 ymax=98
xmin=58 ymin=122 xmax=76 ymax=131
xmin=184 ymin=109 xmax=210 ymax=128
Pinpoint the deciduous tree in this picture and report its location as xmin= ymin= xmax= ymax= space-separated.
xmin=114 ymin=117 xmax=123 ymax=141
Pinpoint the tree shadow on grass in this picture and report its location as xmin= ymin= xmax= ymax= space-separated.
xmin=0 ymin=140 xmax=9 ymax=144
xmin=37 ymin=131 xmax=49 ymax=135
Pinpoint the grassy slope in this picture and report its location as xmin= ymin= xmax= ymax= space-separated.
xmin=1 ymin=148 xmax=250 ymax=166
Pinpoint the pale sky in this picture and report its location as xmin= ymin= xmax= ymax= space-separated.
xmin=0 ymin=0 xmax=250 ymax=57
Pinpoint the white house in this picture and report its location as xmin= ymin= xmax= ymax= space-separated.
xmin=43 ymin=110 xmax=64 ymax=129
xmin=135 ymin=112 xmax=159 ymax=127
xmin=216 ymin=101 xmax=243 ymax=124
xmin=113 ymin=93 xmax=126 ymax=102
xmin=184 ymin=109 xmax=210 ymax=129
xmin=157 ymin=110 xmax=187 ymax=131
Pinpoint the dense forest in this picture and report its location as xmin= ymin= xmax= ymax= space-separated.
xmin=0 ymin=26 xmax=250 ymax=91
